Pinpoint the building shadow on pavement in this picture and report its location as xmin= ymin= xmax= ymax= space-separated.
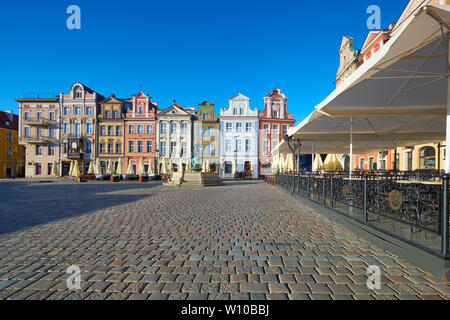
xmin=0 ymin=181 xmax=161 ymax=235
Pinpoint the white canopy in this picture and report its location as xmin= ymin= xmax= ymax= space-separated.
xmin=276 ymin=5 xmax=450 ymax=170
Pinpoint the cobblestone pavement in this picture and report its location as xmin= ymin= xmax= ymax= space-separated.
xmin=0 ymin=179 xmax=448 ymax=300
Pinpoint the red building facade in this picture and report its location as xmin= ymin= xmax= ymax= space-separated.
xmin=258 ymin=88 xmax=295 ymax=176
xmin=124 ymin=91 xmax=157 ymax=174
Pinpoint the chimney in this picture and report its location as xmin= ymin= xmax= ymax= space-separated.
xmin=7 ymin=110 xmax=13 ymax=121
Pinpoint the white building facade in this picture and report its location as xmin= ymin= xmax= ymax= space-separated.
xmin=219 ymin=94 xmax=259 ymax=179
xmin=156 ymin=101 xmax=194 ymax=172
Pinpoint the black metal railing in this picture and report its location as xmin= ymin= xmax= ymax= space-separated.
xmin=272 ymin=171 xmax=450 ymax=259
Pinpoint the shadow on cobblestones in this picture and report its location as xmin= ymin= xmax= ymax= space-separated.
xmin=0 ymin=181 xmax=160 ymax=235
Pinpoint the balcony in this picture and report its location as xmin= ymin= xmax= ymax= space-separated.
xmin=20 ymin=136 xmax=58 ymax=144
xmin=23 ymin=117 xmax=57 ymax=126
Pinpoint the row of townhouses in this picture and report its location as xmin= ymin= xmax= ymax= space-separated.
xmin=16 ymin=82 xmax=296 ymax=179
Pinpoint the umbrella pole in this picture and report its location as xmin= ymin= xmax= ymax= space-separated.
xmin=447 ymin=70 xmax=450 ymax=173
xmin=349 ymin=117 xmax=353 ymax=178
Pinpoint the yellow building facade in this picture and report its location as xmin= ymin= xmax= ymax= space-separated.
xmin=394 ymin=142 xmax=445 ymax=172
xmin=0 ymin=111 xmax=25 ymax=178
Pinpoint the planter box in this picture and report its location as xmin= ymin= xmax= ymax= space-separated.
xmin=110 ymin=176 xmax=119 ymax=182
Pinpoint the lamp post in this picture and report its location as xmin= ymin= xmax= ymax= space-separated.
xmin=284 ymin=134 xmax=302 ymax=194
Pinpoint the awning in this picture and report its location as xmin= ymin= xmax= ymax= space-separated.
xmin=276 ymin=5 xmax=450 ymax=170
xmin=316 ymin=5 xmax=450 ymax=118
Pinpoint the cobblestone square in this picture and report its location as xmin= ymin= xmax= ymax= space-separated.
xmin=0 ymin=180 xmax=448 ymax=300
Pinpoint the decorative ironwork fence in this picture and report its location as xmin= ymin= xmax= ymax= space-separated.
xmin=272 ymin=172 xmax=449 ymax=259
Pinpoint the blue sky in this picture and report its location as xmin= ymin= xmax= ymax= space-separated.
xmin=0 ymin=0 xmax=408 ymax=123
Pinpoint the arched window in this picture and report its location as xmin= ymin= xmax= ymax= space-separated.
xmin=419 ymin=146 xmax=436 ymax=169
xmin=73 ymin=86 xmax=83 ymax=99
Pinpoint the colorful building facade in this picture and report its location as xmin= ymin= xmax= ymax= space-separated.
xmin=193 ymin=101 xmax=220 ymax=172
xmin=219 ymin=94 xmax=259 ymax=179
xmin=0 ymin=111 xmax=25 ymax=178
xmin=16 ymin=99 xmax=59 ymax=178
xmin=156 ymin=101 xmax=194 ymax=172
xmin=124 ymin=92 xmax=157 ymax=174
xmin=59 ymin=82 xmax=104 ymax=176
xmin=97 ymin=94 xmax=126 ymax=172
xmin=258 ymin=89 xmax=295 ymax=176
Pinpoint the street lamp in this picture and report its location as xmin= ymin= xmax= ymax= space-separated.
xmin=155 ymin=148 xmax=160 ymax=176
xmin=284 ymin=134 xmax=302 ymax=194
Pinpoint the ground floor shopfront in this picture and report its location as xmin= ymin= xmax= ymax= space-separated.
xmin=0 ymin=159 xmax=25 ymax=178
xmin=220 ymin=157 xmax=258 ymax=179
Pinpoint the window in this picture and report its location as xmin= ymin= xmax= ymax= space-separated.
xmin=49 ymin=127 xmax=55 ymax=138
xmin=24 ymin=112 xmax=30 ymax=120
xmin=406 ymin=151 xmax=413 ymax=171
xmin=49 ymin=112 xmax=55 ymax=121
xmin=263 ymin=124 xmax=270 ymax=134
xmin=146 ymin=125 xmax=153 ymax=135
xmin=6 ymin=146 xmax=13 ymax=157
xmin=108 ymin=143 xmax=114 ymax=154
xmin=35 ymin=163 xmax=42 ymax=175
xmin=245 ymin=122 xmax=252 ymax=133
xmin=420 ymin=146 xmax=436 ymax=169
xmin=239 ymin=108 xmax=243 ymax=115
xmin=208 ymin=144 xmax=214 ymax=155
xmin=116 ymin=126 xmax=122 ymax=136
xmin=85 ymin=140 xmax=92 ymax=154
xmin=63 ymin=123 xmax=70 ymax=135
xmin=203 ymin=114 xmax=209 ymax=120
xmin=170 ymin=142 xmax=177 ymax=155
xmin=36 ymin=112 xmax=42 ymax=120
xmin=226 ymin=139 xmax=233 ymax=152
xmin=359 ymin=158 xmax=365 ymax=170
xmin=74 ymin=107 xmax=81 ymax=115
xmin=128 ymin=141 xmax=134 ymax=153
xmin=47 ymin=163 xmax=53 ymax=176
xmin=139 ymin=103 xmax=144 ymax=114
xmin=272 ymin=124 xmax=279 ymax=134
xmin=233 ymin=108 xmax=237 ymax=115
xmin=100 ymin=126 xmax=106 ymax=136
xmin=236 ymin=139 xmax=242 ymax=152
xmin=104 ymin=111 xmax=110 ymax=118
xmin=86 ymin=122 xmax=93 ymax=135
xmin=74 ymin=87 xmax=83 ymax=98
xmin=369 ymin=157 xmax=375 ymax=170
xmin=236 ymin=123 xmax=243 ymax=133
xmin=282 ymin=125 xmax=288 ymax=135
xmin=35 ymin=145 xmax=43 ymax=156
xmin=160 ymin=123 xmax=167 ymax=134
xmin=181 ymin=123 xmax=187 ymax=134
xmin=100 ymin=143 xmax=106 ymax=154
xmin=24 ymin=127 xmax=30 ymax=137
xmin=63 ymin=107 xmax=70 ymax=115
xmin=108 ymin=126 xmax=114 ymax=136
xmin=128 ymin=125 xmax=135 ymax=134
xmin=86 ymin=107 xmax=93 ymax=115
xmin=208 ymin=127 xmax=214 ymax=137
xmin=198 ymin=127 xmax=203 ymax=137
xmin=181 ymin=142 xmax=187 ymax=156
xmin=116 ymin=144 xmax=122 ymax=154
xmin=245 ymin=139 xmax=252 ymax=152
xmin=160 ymin=142 xmax=166 ymax=155
xmin=170 ymin=123 xmax=177 ymax=134
xmin=273 ymin=111 xmax=279 ymax=118
xmin=74 ymin=123 xmax=81 ymax=137
xmin=6 ymin=132 xmax=12 ymax=142
xmin=138 ymin=125 xmax=144 ymax=134
xmin=138 ymin=141 xmax=144 ymax=153
xmin=113 ymin=111 xmax=118 ymax=119
xmin=226 ymin=123 xmax=232 ymax=133
xmin=147 ymin=141 xmax=153 ymax=153
xmin=37 ymin=127 xmax=42 ymax=137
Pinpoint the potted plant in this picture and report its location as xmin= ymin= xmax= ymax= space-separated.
xmin=77 ymin=174 xmax=83 ymax=183
xmin=110 ymin=171 xmax=118 ymax=182
xmin=139 ymin=175 xmax=144 ymax=182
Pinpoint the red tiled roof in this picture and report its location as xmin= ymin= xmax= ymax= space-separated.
xmin=0 ymin=111 xmax=19 ymax=131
